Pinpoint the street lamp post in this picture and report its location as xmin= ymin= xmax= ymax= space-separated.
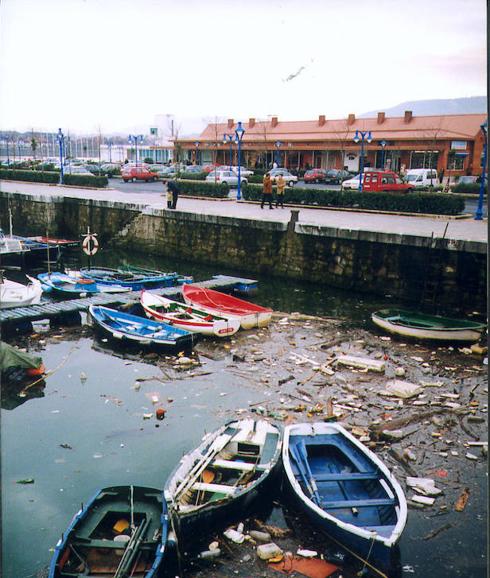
xmin=234 ymin=121 xmax=245 ymax=201
xmin=380 ymin=140 xmax=387 ymax=169
xmin=57 ymin=128 xmax=65 ymax=184
xmin=353 ymin=130 xmax=372 ymax=192
xmin=17 ymin=140 xmax=25 ymax=162
xmin=274 ymin=141 xmax=282 ymax=167
xmin=475 ymin=121 xmax=487 ymax=221
xmin=194 ymin=141 xmax=200 ymax=165
xmin=107 ymin=139 xmax=113 ymax=163
xmin=223 ymin=133 xmax=233 ymax=170
xmin=128 ymin=134 xmax=144 ymax=165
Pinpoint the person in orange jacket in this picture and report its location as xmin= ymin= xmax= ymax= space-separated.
xmin=261 ymin=173 xmax=273 ymax=209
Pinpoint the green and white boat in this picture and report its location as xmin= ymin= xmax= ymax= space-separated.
xmin=372 ymin=309 xmax=486 ymax=343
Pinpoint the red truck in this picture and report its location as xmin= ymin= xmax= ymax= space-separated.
xmin=362 ymin=171 xmax=414 ymax=193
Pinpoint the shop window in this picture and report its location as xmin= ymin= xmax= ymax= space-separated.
xmin=410 ymin=152 xmax=439 ymax=169
xmin=447 ymin=154 xmax=465 ymax=171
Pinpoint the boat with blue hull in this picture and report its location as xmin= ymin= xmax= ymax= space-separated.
xmin=89 ymin=305 xmax=194 ymax=351
xmin=48 ymin=485 xmax=168 ymax=578
xmin=164 ymin=419 xmax=282 ymax=553
xmin=38 ymin=272 xmax=130 ymax=296
xmin=282 ymin=422 xmax=407 ymax=574
xmin=80 ymin=266 xmax=191 ymax=290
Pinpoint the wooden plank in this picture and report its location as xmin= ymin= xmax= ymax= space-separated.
xmin=322 ymin=498 xmax=395 ymax=509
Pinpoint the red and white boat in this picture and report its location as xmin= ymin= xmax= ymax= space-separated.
xmin=140 ymin=291 xmax=241 ymax=337
xmin=182 ymin=284 xmax=272 ymax=330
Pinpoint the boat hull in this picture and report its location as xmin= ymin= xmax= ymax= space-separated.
xmin=182 ymin=284 xmax=272 ymax=330
xmin=48 ymin=486 xmax=167 ymax=578
xmin=0 ymin=278 xmax=42 ymax=309
xmin=282 ymin=422 xmax=407 ymax=573
xmin=165 ymin=419 xmax=282 ymax=553
xmin=81 ymin=267 xmax=184 ymax=290
xmin=141 ymin=292 xmax=240 ymax=337
xmin=89 ymin=305 xmax=194 ymax=352
xmin=372 ymin=310 xmax=485 ymax=343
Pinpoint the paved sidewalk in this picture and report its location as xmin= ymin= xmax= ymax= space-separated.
xmin=1 ymin=180 xmax=487 ymax=244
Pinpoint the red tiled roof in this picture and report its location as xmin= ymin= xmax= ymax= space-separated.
xmin=180 ymin=114 xmax=486 ymax=143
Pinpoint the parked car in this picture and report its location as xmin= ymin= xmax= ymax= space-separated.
xmin=342 ymin=174 xmax=362 ymax=189
xmin=121 ymin=165 xmax=159 ymax=182
xmin=267 ymin=168 xmax=298 ymax=187
xmin=456 ymin=175 xmax=478 ymax=185
xmin=205 ymin=170 xmax=247 ymax=186
xmin=303 ymin=169 xmax=327 ymax=183
xmin=202 ymin=163 xmax=219 ymax=174
xmin=183 ymin=165 xmax=204 ymax=174
xmin=405 ymin=168 xmax=440 ymax=187
xmin=64 ymin=165 xmax=93 ymax=175
xmin=363 ymin=171 xmax=414 ymax=193
xmin=324 ymin=169 xmax=351 ymax=184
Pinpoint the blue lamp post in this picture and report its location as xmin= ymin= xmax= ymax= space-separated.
xmin=380 ymin=140 xmax=387 ymax=169
xmin=353 ymin=129 xmax=372 ymax=192
xmin=128 ymin=134 xmax=144 ymax=165
xmin=107 ymin=139 xmax=113 ymax=163
xmin=274 ymin=140 xmax=282 ymax=167
xmin=57 ymin=128 xmax=65 ymax=184
xmin=223 ymin=133 xmax=234 ymax=170
xmin=194 ymin=141 xmax=200 ymax=165
xmin=475 ymin=120 xmax=487 ymax=221
xmin=234 ymin=121 xmax=245 ymax=201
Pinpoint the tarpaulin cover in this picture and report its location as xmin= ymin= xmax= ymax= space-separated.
xmin=0 ymin=341 xmax=42 ymax=372
xmin=269 ymin=553 xmax=340 ymax=578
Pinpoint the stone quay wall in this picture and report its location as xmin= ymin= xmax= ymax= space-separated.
xmin=1 ymin=193 xmax=486 ymax=312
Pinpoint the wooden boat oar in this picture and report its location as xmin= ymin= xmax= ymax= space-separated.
xmin=290 ymin=443 xmax=321 ymax=505
xmin=113 ymin=516 xmax=151 ymax=578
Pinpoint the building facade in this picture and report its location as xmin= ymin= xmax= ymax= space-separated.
xmin=175 ymin=112 xmax=487 ymax=176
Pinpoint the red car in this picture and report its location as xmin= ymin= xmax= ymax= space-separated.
xmin=303 ymin=169 xmax=327 ymax=183
xmin=362 ymin=171 xmax=414 ymax=193
xmin=121 ymin=166 xmax=159 ymax=182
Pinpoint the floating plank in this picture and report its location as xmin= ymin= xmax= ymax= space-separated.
xmin=336 ymin=355 xmax=386 ymax=373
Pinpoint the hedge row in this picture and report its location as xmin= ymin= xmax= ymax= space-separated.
xmin=240 ymin=185 xmax=464 ymax=215
xmin=179 ymin=172 xmax=207 ymax=181
xmin=452 ymin=182 xmax=487 ymax=194
xmin=163 ymin=178 xmax=230 ymax=198
xmin=0 ymin=169 xmax=108 ymax=187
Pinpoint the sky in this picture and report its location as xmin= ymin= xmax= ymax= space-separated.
xmin=0 ymin=0 xmax=486 ymax=136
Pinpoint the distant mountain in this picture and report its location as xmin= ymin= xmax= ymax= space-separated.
xmin=360 ymin=96 xmax=487 ymax=117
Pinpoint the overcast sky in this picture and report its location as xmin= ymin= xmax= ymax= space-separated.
xmin=0 ymin=0 xmax=486 ymax=135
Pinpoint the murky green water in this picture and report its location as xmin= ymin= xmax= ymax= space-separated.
xmin=1 ymin=250 xmax=487 ymax=577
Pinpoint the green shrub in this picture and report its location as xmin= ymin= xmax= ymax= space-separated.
xmin=163 ymin=178 xmax=230 ymax=198
xmin=452 ymin=182 xmax=486 ymax=194
xmin=247 ymin=174 xmax=264 ymax=184
xmin=0 ymin=168 xmax=108 ymax=187
xmin=0 ymin=169 xmax=59 ymax=183
xmin=240 ymin=184 xmax=464 ymax=215
xmin=179 ymin=173 xmax=207 ymax=181
xmin=64 ymin=174 xmax=108 ymax=187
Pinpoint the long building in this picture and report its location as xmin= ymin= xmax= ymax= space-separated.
xmin=176 ymin=112 xmax=487 ymax=176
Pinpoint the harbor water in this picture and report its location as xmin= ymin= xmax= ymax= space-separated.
xmin=1 ymin=249 xmax=487 ymax=577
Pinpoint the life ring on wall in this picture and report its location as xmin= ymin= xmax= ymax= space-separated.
xmin=82 ymin=235 xmax=99 ymax=256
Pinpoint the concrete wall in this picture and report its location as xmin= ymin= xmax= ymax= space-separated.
xmin=0 ymin=193 xmax=486 ymax=312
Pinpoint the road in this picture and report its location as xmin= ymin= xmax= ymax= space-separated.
xmin=109 ymin=178 xmax=487 ymax=216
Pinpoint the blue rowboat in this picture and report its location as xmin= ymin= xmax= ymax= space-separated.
xmin=48 ymin=486 xmax=168 ymax=578
xmin=164 ymin=419 xmax=282 ymax=553
xmin=282 ymin=422 xmax=407 ymax=573
xmin=80 ymin=267 xmax=191 ymax=290
xmin=89 ymin=305 xmax=193 ymax=351
xmin=38 ymin=272 xmax=130 ymax=296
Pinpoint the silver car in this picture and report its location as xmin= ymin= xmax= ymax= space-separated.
xmin=205 ymin=170 xmax=248 ymax=186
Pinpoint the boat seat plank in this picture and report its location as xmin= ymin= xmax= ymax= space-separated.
xmin=212 ymin=459 xmax=255 ymax=472
xmin=322 ymin=498 xmax=395 ymax=509
xmin=314 ymin=472 xmax=379 ymax=482
xmin=192 ymin=482 xmax=237 ymax=495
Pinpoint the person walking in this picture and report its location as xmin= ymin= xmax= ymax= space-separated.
xmin=168 ymin=178 xmax=180 ymax=209
xmin=261 ymin=173 xmax=274 ymax=209
xmin=164 ymin=180 xmax=173 ymax=209
xmin=275 ymin=174 xmax=286 ymax=208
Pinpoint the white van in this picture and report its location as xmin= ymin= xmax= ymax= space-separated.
xmin=405 ymin=168 xmax=440 ymax=188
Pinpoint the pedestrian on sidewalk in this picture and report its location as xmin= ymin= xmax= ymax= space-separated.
xmin=168 ymin=178 xmax=180 ymax=209
xmin=275 ymin=174 xmax=286 ymax=208
xmin=261 ymin=173 xmax=274 ymax=209
xmin=164 ymin=181 xmax=173 ymax=209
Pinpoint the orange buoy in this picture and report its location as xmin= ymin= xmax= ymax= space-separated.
xmin=156 ymin=408 xmax=166 ymax=420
